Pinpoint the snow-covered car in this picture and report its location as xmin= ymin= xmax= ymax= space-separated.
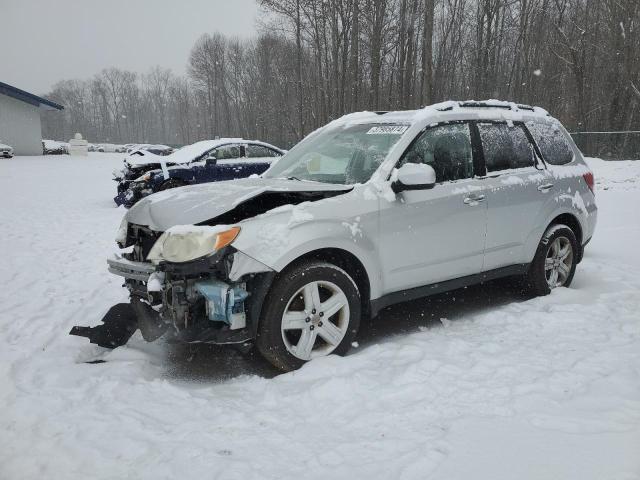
xmin=113 ymin=145 xmax=175 ymax=189
xmin=113 ymin=139 xmax=283 ymax=207
xmin=88 ymin=144 xmax=105 ymax=152
xmin=0 ymin=141 xmax=14 ymax=158
xmin=144 ymin=144 xmax=173 ymax=156
xmin=72 ymin=100 xmax=597 ymax=372
xmin=42 ymin=139 xmax=68 ymax=155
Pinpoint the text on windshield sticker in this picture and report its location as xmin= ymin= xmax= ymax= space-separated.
xmin=366 ymin=125 xmax=409 ymax=135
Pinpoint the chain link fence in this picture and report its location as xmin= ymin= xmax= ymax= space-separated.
xmin=570 ymin=131 xmax=640 ymax=160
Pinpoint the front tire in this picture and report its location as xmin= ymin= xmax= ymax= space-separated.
xmin=256 ymin=261 xmax=361 ymax=371
xmin=526 ymin=224 xmax=578 ymax=296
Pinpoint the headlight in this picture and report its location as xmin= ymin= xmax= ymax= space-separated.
xmin=147 ymin=226 xmax=240 ymax=264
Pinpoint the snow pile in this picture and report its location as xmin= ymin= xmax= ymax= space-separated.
xmin=585 ymin=157 xmax=640 ymax=191
xmin=0 ymin=154 xmax=639 ymax=479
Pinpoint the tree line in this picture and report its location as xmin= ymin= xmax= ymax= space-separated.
xmin=43 ymin=0 xmax=640 ymax=150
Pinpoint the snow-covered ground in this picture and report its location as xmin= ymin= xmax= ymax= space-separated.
xmin=1 ymin=154 xmax=639 ymax=479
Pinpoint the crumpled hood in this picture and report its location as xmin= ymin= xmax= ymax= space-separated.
xmin=125 ymin=177 xmax=352 ymax=231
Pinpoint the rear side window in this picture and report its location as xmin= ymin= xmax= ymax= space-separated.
xmin=246 ymin=144 xmax=281 ymax=158
xmin=478 ymin=122 xmax=535 ymax=172
xmin=527 ymin=122 xmax=574 ymax=165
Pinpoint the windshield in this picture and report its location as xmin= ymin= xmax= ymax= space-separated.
xmin=264 ymin=123 xmax=409 ymax=184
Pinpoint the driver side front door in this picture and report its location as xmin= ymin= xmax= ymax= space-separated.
xmin=194 ymin=144 xmax=243 ymax=183
xmin=378 ymin=122 xmax=487 ymax=295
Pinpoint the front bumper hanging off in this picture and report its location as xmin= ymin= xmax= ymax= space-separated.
xmin=70 ymin=254 xmax=265 ymax=349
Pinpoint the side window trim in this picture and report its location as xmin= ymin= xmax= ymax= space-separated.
xmin=469 ymin=120 xmax=486 ymax=177
xmin=520 ymin=122 xmax=548 ymax=169
xmin=393 ymin=120 xmax=480 ymax=182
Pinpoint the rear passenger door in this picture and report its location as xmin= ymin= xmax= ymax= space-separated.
xmin=476 ymin=122 xmax=554 ymax=270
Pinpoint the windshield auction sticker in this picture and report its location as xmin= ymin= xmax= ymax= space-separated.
xmin=366 ymin=125 xmax=409 ymax=135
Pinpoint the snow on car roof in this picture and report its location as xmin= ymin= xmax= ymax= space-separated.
xmin=332 ymin=99 xmax=552 ymax=128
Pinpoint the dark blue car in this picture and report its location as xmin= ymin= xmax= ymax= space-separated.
xmin=115 ymin=139 xmax=284 ymax=208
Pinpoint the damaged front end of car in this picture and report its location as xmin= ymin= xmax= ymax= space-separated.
xmin=70 ymin=221 xmax=276 ymax=350
xmin=71 ymin=179 xmax=352 ymax=350
xmin=113 ymin=162 xmax=162 ymax=207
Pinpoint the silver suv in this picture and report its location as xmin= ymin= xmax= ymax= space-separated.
xmin=72 ymin=101 xmax=597 ymax=371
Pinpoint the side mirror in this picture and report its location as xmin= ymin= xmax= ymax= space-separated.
xmin=205 ymin=155 xmax=217 ymax=166
xmin=391 ymin=163 xmax=436 ymax=194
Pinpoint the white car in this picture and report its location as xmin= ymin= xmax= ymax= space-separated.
xmin=73 ymin=100 xmax=597 ymax=372
xmin=0 ymin=141 xmax=13 ymax=158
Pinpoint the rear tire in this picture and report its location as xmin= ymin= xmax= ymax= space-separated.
xmin=525 ymin=224 xmax=578 ymax=296
xmin=256 ymin=261 xmax=361 ymax=372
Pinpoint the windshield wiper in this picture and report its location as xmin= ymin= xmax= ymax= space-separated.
xmin=285 ymin=176 xmax=302 ymax=181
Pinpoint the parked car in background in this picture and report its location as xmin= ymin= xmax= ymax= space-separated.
xmin=88 ymin=144 xmax=105 ymax=152
xmin=42 ymin=139 xmax=69 ymax=155
xmin=76 ymin=100 xmax=597 ymax=372
xmin=114 ymin=139 xmax=283 ymax=207
xmin=141 ymin=144 xmax=173 ymax=156
xmin=121 ymin=144 xmax=137 ymax=153
xmin=0 ymin=141 xmax=14 ymax=158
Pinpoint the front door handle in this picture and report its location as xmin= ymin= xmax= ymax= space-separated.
xmin=463 ymin=194 xmax=485 ymax=205
xmin=537 ymin=183 xmax=554 ymax=192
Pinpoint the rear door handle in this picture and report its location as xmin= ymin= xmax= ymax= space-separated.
xmin=463 ymin=194 xmax=485 ymax=205
xmin=537 ymin=183 xmax=554 ymax=192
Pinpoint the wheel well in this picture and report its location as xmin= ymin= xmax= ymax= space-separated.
xmin=549 ymin=213 xmax=583 ymax=261
xmin=282 ymin=248 xmax=372 ymax=317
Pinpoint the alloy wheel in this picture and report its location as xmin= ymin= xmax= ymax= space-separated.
xmin=545 ymin=236 xmax=574 ymax=288
xmin=280 ymin=280 xmax=350 ymax=360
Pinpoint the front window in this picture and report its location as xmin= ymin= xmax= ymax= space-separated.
xmin=215 ymin=144 xmax=242 ymax=160
xmin=264 ymin=123 xmax=408 ymax=184
xmin=399 ymin=123 xmax=474 ymax=182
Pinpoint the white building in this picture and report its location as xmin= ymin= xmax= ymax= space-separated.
xmin=0 ymin=81 xmax=64 ymax=155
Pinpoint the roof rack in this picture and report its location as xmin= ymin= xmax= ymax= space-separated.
xmin=457 ymin=101 xmax=536 ymax=112
xmin=459 ymin=101 xmax=510 ymax=110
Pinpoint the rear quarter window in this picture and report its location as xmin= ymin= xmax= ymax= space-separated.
xmin=527 ymin=122 xmax=574 ymax=165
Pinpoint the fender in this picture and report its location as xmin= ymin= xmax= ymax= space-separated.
xmin=232 ymin=191 xmax=385 ymax=299
xmin=523 ymin=188 xmax=596 ymax=263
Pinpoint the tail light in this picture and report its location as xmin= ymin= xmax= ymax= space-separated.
xmin=583 ymin=171 xmax=595 ymax=195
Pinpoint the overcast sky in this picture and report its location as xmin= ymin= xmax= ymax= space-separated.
xmin=1 ymin=0 xmax=259 ymax=94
